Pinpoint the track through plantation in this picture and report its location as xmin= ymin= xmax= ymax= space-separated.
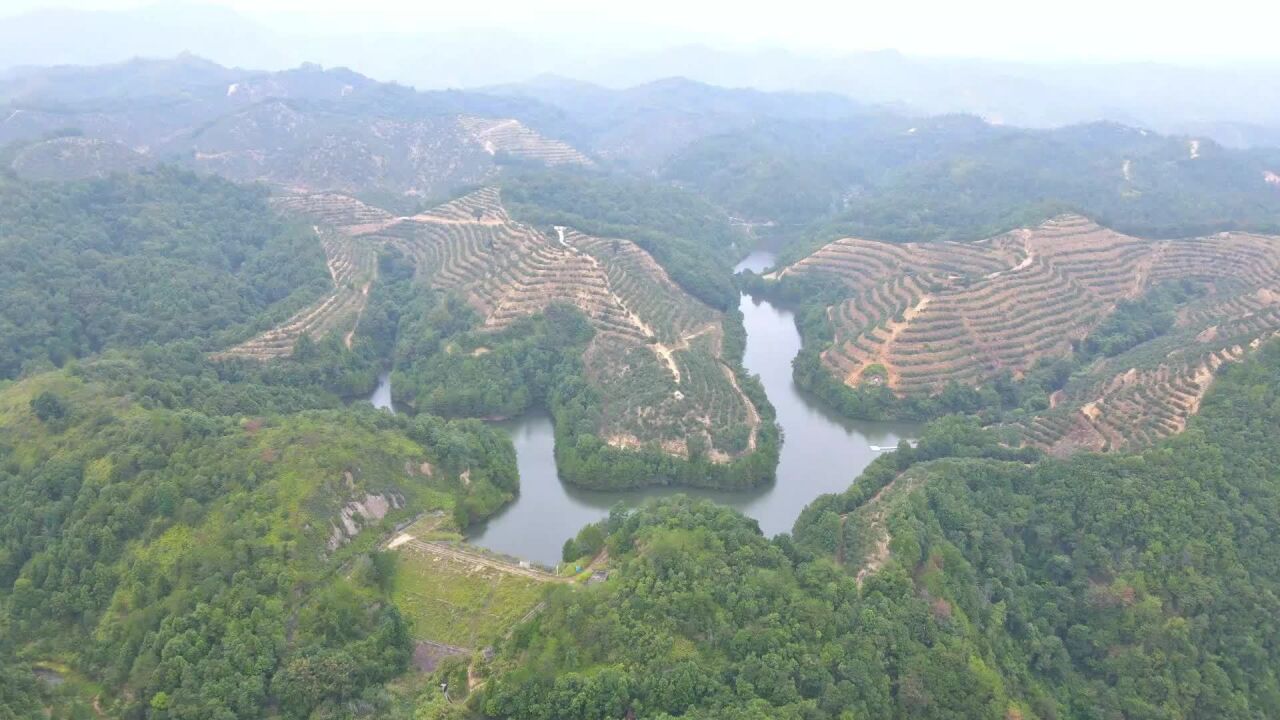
xmin=222 ymin=187 xmax=763 ymax=463
xmin=773 ymin=215 xmax=1280 ymax=452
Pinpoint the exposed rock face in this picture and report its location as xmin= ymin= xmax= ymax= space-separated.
xmin=327 ymin=491 xmax=405 ymax=550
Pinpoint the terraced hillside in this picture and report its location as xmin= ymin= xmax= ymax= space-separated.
xmin=1019 ymin=312 xmax=1280 ymax=455
xmin=271 ymin=192 xmax=394 ymax=233
xmin=1022 ymin=345 xmax=1251 ymax=454
xmin=214 ymin=227 xmax=378 ymax=360
xmin=459 ymin=116 xmax=593 ymax=166
xmin=184 ymin=108 xmax=591 ymax=196
xmin=249 ymin=187 xmax=761 ymax=463
xmin=772 ymin=214 xmax=1280 ymax=450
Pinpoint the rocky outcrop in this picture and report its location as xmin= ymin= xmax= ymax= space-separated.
xmin=327 ymin=491 xmax=405 ymax=550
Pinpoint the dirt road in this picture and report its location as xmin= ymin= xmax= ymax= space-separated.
xmin=392 ymin=534 xmax=569 ymax=583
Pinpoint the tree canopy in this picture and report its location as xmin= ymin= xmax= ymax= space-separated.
xmin=0 ymin=168 xmax=329 ymax=380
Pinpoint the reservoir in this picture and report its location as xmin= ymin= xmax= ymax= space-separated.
xmin=369 ymin=252 xmax=919 ymax=564
xmin=460 ymin=250 xmax=921 ymax=564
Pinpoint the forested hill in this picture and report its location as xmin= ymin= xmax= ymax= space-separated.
xmin=0 ymin=362 xmax=523 ymax=718
xmin=0 ymin=168 xmax=330 ymax=380
xmin=471 ymin=340 xmax=1280 ymax=719
xmin=9 ymin=58 xmax=1280 ymax=252
xmin=662 ymin=116 xmax=1280 ymax=245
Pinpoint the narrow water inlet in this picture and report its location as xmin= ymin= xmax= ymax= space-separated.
xmin=370 ymin=371 xmax=394 ymax=412
xmin=367 ymin=252 xmax=920 ymax=565
xmin=461 ymin=251 xmax=921 ymax=564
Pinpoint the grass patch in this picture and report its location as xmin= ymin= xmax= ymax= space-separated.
xmin=391 ymin=548 xmax=545 ymax=649
xmin=29 ymin=660 xmax=106 ymax=719
xmin=405 ymin=512 xmax=460 ymax=540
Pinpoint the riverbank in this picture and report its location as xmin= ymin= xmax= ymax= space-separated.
xmin=460 ymin=251 xmax=921 ymax=565
xmin=365 ymin=251 xmax=920 ymax=565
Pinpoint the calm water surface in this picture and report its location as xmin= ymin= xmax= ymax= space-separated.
xmin=370 ymin=371 xmax=394 ymax=412
xmin=461 ymin=250 xmax=921 ymax=564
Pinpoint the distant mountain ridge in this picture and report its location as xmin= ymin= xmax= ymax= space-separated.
xmin=8 ymin=55 xmax=1280 ymax=245
xmin=482 ymin=74 xmax=876 ymax=168
xmin=0 ymin=57 xmax=590 ymax=195
xmin=5 ymin=4 xmax=1280 ymax=149
xmin=658 ymin=114 xmax=1280 ymax=242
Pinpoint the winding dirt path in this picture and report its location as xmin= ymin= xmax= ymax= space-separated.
xmin=342 ymin=279 xmax=374 ymax=349
xmin=650 ymin=323 xmax=717 ymax=383
xmin=847 ymin=296 xmax=930 ymax=389
xmin=393 ymin=535 xmax=568 ymax=583
xmin=720 ymin=359 xmax=762 ymax=452
xmin=852 ymin=471 xmax=923 ymax=588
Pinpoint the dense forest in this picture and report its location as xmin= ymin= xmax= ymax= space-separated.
xmin=0 ymin=168 xmax=331 ymax=380
xmin=665 ymin=116 xmax=1280 ymax=249
xmin=5 ymin=59 xmax=1280 ymax=719
xmin=467 ymin=340 xmax=1280 ymax=720
xmin=0 ymin=363 xmax=519 ymax=719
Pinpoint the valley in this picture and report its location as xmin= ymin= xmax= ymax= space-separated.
xmin=5 ymin=51 xmax=1280 ymax=720
xmin=413 ymin=252 xmax=920 ymax=565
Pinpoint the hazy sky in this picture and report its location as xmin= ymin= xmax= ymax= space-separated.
xmin=4 ymin=0 xmax=1279 ymax=63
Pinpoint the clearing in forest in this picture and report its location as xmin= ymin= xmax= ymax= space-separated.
xmin=458 ymin=116 xmax=593 ymax=166
xmin=390 ymin=540 xmax=547 ymax=650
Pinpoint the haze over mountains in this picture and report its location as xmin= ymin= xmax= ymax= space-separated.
xmin=4 ymin=3 xmax=1280 ymax=148
xmin=5 ymin=54 xmax=1280 ymax=251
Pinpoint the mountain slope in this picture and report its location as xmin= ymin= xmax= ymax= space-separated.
xmin=0 ymin=365 xmax=520 ymax=718
xmin=471 ymin=345 xmax=1280 ymax=718
xmin=762 ymin=213 xmax=1280 ymax=444
xmin=0 ymin=58 xmax=590 ymax=194
xmin=487 ymin=74 xmax=872 ymax=168
xmin=257 ymin=187 xmax=772 ymax=480
xmin=666 ymin=116 xmax=1280 ymax=238
xmin=0 ymin=168 xmax=329 ymax=380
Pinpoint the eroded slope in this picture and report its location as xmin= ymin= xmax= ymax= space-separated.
xmin=458 ymin=116 xmax=592 ymax=166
